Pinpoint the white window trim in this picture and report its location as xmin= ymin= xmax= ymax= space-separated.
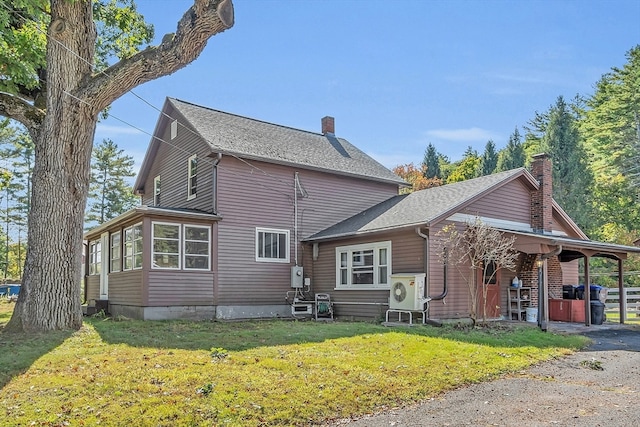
xmin=110 ymin=231 xmax=121 ymax=273
xmin=153 ymin=175 xmax=161 ymax=206
xmin=123 ymin=223 xmax=143 ymax=271
xmin=150 ymin=222 xmax=212 ymax=271
xmin=183 ymin=224 xmax=211 ymax=271
xmin=334 ymin=241 xmax=391 ymax=290
xmin=187 ymin=154 xmax=197 ymax=200
xmin=151 ymin=221 xmax=181 ymax=270
xmin=255 ymin=227 xmax=290 ymax=263
xmin=89 ymin=240 xmax=101 ymax=276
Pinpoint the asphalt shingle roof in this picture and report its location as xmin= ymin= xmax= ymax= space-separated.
xmin=305 ymin=168 xmax=528 ymax=241
xmin=169 ymin=98 xmax=406 ymax=185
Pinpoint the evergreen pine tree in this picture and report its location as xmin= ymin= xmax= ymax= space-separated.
xmin=422 ymin=143 xmax=441 ymax=179
xmin=479 ymin=140 xmax=498 ymax=176
xmin=530 ymin=96 xmax=594 ymax=231
xmin=86 ymin=139 xmax=139 ymax=226
xmin=496 ymin=127 xmax=526 ymax=171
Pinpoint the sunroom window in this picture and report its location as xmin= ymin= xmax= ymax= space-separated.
xmin=89 ymin=240 xmax=101 ymax=275
xmin=151 ymin=222 xmax=211 ymax=270
xmin=335 ymin=241 xmax=391 ymax=289
xmin=110 ymin=231 xmax=121 ymax=273
xmin=123 ymin=223 xmax=143 ymax=270
xmin=152 ymin=223 xmax=181 ymax=269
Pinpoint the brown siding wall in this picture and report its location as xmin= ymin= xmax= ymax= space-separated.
xmin=216 ymin=156 xmax=399 ymax=306
xmin=139 ymin=105 xmax=214 ymax=213
xmin=427 ymin=223 xmax=474 ymax=319
xmin=108 ymin=270 xmax=143 ymax=305
xmin=85 ymin=275 xmax=100 ymax=305
xmin=147 ymin=270 xmax=215 ymax=306
xmin=463 ymin=180 xmax=531 ymax=224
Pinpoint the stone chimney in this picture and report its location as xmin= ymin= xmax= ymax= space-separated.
xmin=531 ymin=153 xmax=553 ymax=233
xmin=321 ymin=116 xmax=335 ymax=135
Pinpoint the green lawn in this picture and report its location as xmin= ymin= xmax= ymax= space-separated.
xmin=604 ymin=308 xmax=640 ymax=324
xmin=0 ymin=301 xmax=589 ymax=426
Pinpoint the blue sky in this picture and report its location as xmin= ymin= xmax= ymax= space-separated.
xmin=95 ymin=0 xmax=640 ymax=172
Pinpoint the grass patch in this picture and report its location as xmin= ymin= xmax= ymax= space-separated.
xmin=604 ymin=309 xmax=640 ymax=324
xmin=1 ymin=303 xmax=588 ymax=426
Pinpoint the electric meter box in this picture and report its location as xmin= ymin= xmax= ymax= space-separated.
xmin=291 ymin=266 xmax=304 ymax=288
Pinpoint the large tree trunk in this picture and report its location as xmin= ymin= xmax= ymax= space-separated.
xmin=4 ymin=0 xmax=234 ymax=332
xmin=6 ymin=1 xmax=96 ymax=332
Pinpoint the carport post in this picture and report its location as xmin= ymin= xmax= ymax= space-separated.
xmin=537 ymin=259 xmax=547 ymax=332
xmin=619 ymin=258 xmax=626 ymax=324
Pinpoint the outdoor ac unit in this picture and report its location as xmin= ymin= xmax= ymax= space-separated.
xmin=389 ymin=273 xmax=427 ymax=311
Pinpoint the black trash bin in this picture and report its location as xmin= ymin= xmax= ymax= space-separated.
xmin=590 ymin=301 xmax=605 ymax=325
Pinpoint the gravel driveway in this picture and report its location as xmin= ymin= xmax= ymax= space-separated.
xmin=329 ymin=322 xmax=640 ymax=427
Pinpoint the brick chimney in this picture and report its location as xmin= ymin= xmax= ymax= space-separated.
xmin=531 ymin=153 xmax=553 ymax=233
xmin=321 ymin=116 xmax=335 ymax=135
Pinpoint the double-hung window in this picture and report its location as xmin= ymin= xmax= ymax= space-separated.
xmin=110 ymin=232 xmax=121 ymax=273
xmin=256 ymin=228 xmax=290 ymax=263
xmin=123 ymin=223 xmax=143 ymax=270
xmin=152 ymin=223 xmax=181 ymax=269
xmin=151 ymin=222 xmax=211 ymax=270
xmin=187 ymin=155 xmax=197 ymax=200
xmin=89 ymin=240 xmax=101 ymax=275
xmin=335 ymin=241 xmax=391 ymax=289
xmin=184 ymin=225 xmax=210 ymax=270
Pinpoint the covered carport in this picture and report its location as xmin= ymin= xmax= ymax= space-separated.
xmin=501 ymin=229 xmax=640 ymax=329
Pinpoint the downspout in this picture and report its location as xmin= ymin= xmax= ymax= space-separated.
xmin=415 ymin=228 xmax=448 ymax=301
xmin=538 ymin=245 xmax=562 ymax=332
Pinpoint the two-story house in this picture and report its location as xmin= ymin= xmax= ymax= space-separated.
xmin=83 ymin=98 xmax=405 ymax=320
xmin=85 ymin=98 xmax=640 ymax=325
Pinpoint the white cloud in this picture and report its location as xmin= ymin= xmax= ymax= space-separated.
xmin=424 ymin=127 xmax=498 ymax=142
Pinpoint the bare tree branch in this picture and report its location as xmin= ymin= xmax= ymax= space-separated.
xmin=79 ymin=0 xmax=234 ymax=115
xmin=0 ymin=92 xmax=44 ymax=140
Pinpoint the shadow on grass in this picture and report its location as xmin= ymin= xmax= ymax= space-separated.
xmin=87 ymin=316 xmax=589 ymax=354
xmin=0 ymin=325 xmax=73 ymax=389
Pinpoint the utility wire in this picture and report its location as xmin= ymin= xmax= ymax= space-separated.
xmin=1 ymin=1 xmax=296 ymax=197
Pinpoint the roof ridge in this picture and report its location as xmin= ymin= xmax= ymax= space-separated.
xmin=169 ymin=97 xmax=329 ymax=138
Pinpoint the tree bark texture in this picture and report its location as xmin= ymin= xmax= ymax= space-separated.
xmin=6 ymin=0 xmax=234 ymax=332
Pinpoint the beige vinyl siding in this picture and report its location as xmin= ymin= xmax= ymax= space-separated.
xmin=146 ymin=270 xmax=214 ymax=306
xmin=463 ymin=180 xmax=532 ymax=224
xmin=107 ymin=270 xmax=143 ymax=305
xmin=215 ymin=156 xmax=399 ymax=306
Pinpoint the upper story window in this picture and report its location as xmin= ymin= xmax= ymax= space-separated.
xmin=187 ymin=155 xmax=197 ymax=200
xmin=335 ymin=241 xmax=391 ymax=290
xmin=110 ymin=231 xmax=121 ymax=273
xmin=256 ymin=228 xmax=290 ymax=263
xmin=89 ymin=240 xmax=101 ymax=275
xmin=153 ymin=175 xmax=161 ymax=206
xmin=123 ymin=223 xmax=143 ymax=270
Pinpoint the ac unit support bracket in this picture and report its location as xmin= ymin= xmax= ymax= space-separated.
xmin=384 ymin=308 xmax=428 ymax=326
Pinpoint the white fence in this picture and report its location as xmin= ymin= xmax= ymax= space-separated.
xmin=605 ymin=287 xmax=640 ymax=311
